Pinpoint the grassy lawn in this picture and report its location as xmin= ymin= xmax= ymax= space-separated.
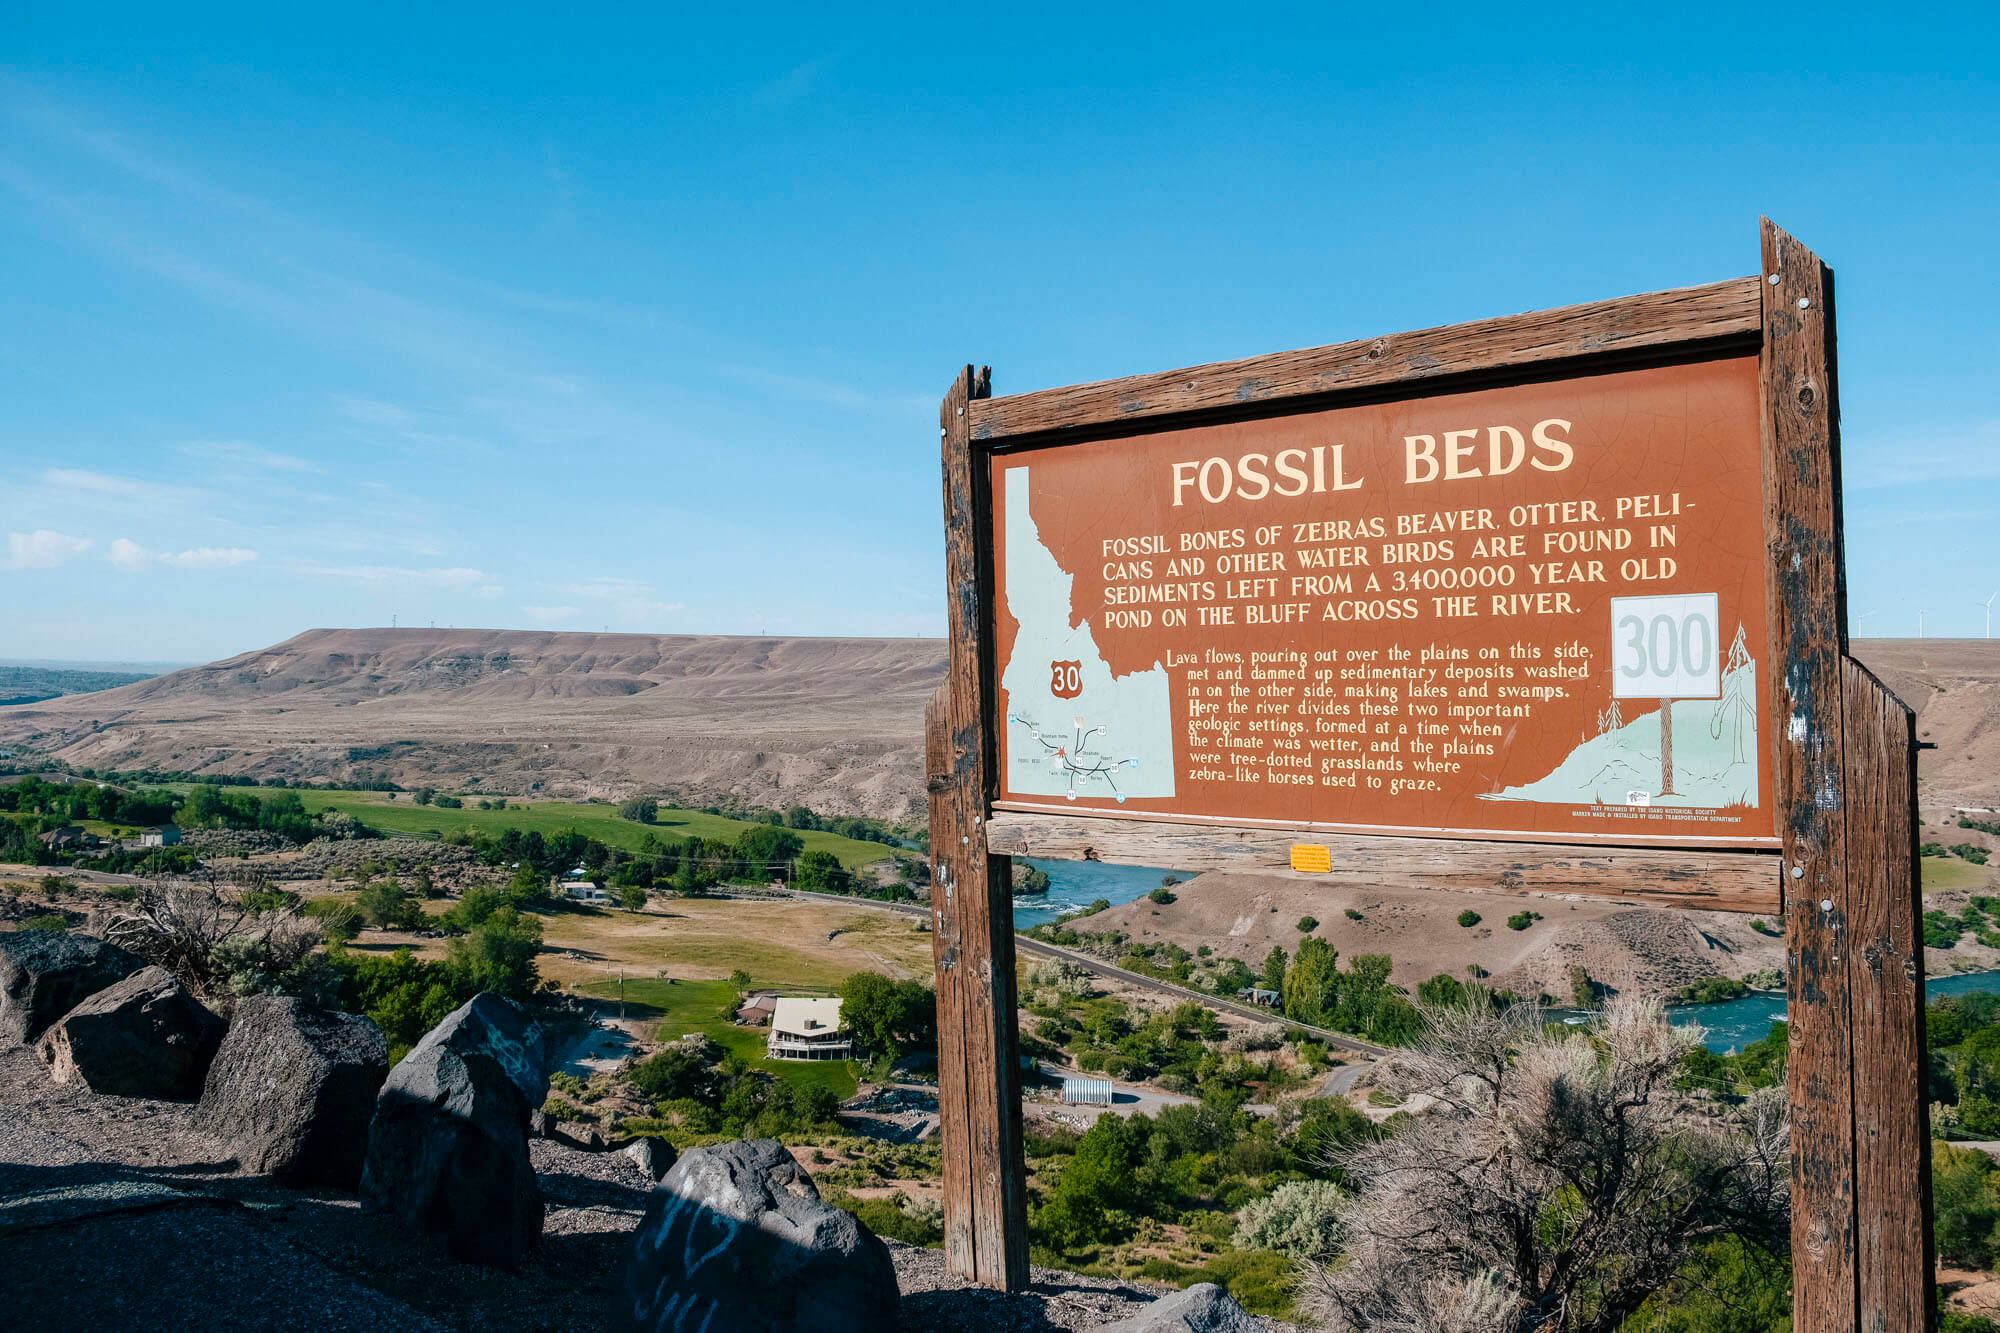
xmin=232 ymin=787 xmax=895 ymax=871
xmin=580 ymin=975 xmax=860 ymax=1099
xmin=1924 ymin=855 xmax=1994 ymax=893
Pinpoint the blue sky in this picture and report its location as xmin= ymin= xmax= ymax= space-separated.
xmin=3 ymin=6 xmax=1996 ymax=662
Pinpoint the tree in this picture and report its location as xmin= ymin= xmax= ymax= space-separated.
xmin=838 ymin=970 xmax=936 ymax=1061
xmin=1261 ymin=945 xmax=1288 ymax=994
xmin=1149 ymin=886 xmax=1175 ymax=904
xmin=355 ymin=878 xmax=422 ymax=931
xmin=619 ymin=796 xmax=658 ymax=824
xmin=736 ymin=824 xmax=804 ymax=880
xmin=1301 ymin=998 xmax=1788 ymax=1333
xmin=794 ymin=849 xmax=847 ymax=893
xmin=618 ymin=882 xmax=648 ymax=911
xmin=1457 ymin=909 xmax=1481 ymax=928
xmin=1038 ymin=1115 xmax=1139 ymax=1248
xmin=443 ymin=907 xmax=543 ymax=999
xmin=1297 ymin=915 xmax=1319 ymax=932
xmin=1569 ymin=964 xmax=1597 ymax=1010
xmin=1934 ymin=1140 xmax=2000 ymax=1269
xmin=1283 ymin=937 xmax=1339 ymax=1026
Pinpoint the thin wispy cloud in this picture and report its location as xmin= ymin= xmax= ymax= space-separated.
xmin=751 ymin=56 xmax=834 ymax=109
xmin=1847 ymin=421 xmax=2000 ymax=489
xmin=521 ymin=605 xmax=581 ymax=624
xmin=42 ymin=467 xmax=207 ymax=506
xmin=560 ymin=577 xmax=684 ymax=621
xmin=108 ymin=538 xmax=260 ymax=571
xmin=178 ymin=440 xmax=321 ymax=473
xmin=5 ymin=530 xmax=93 ymax=569
xmin=718 ymin=364 xmax=931 ymax=416
xmin=298 ymin=564 xmax=490 ymax=588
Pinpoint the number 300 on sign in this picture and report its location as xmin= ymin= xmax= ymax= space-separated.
xmin=1610 ymin=592 xmax=1721 ymax=700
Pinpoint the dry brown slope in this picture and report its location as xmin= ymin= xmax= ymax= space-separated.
xmin=1851 ymin=639 xmax=2000 ymax=812
xmin=0 ymin=628 xmax=944 ymax=818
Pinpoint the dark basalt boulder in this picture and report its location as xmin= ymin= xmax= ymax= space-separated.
xmin=36 ymin=965 xmax=224 ymax=1100
xmin=1097 ymin=1283 xmax=1261 ymax=1333
xmin=0 ymin=931 xmax=144 ymax=1045
xmin=610 ymin=1138 xmax=898 ymax=1333
xmin=622 ymin=1136 xmax=676 ymax=1182
xmin=359 ymin=993 xmax=546 ymax=1267
xmin=199 ymin=995 xmax=389 ymax=1188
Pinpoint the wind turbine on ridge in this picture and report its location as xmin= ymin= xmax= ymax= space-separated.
xmin=1982 ymin=591 xmax=1997 ymax=639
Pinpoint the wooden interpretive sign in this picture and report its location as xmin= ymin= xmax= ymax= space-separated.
xmin=927 ymin=220 xmax=1929 ymax=1329
xmin=989 ymin=355 xmax=1772 ymax=850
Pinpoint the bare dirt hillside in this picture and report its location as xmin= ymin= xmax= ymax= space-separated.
xmin=1852 ymin=639 xmax=2000 ymax=813
xmin=1091 ymin=871 xmax=1788 ymax=1001
xmin=0 ymin=633 xmax=1989 ymax=827
xmin=0 ymin=628 xmax=943 ymax=819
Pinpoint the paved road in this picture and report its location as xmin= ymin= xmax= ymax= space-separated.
xmin=779 ymin=888 xmax=1389 ymax=1058
xmin=1320 ymin=1061 xmax=1375 ymax=1097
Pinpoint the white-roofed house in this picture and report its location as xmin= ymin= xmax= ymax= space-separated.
xmin=766 ymin=997 xmax=851 ymax=1062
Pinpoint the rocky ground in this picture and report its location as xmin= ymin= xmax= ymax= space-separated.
xmin=0 ymin=1043 xmax=1302 ymax=1331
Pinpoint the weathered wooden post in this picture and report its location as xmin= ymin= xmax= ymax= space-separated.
xmin=1763 ymin=218 xmax=1933 ymax=1331
xmin=926 ymin=364 xmax=1031 ymax=1290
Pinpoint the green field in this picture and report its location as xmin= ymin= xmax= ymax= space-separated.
xmin=1924 ymin=854 xmax=1995 ymax=893
xmin=233 ymin=787 xmax=896 ymax=871
xmin=581 ymin=975 xmax=859 ymax=1099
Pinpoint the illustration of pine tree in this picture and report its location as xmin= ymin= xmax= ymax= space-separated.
xmin=1597 ymin=698 xmax=1623 ymax=737
xmin=1710 ymin=624 xmax=1755 ymax=763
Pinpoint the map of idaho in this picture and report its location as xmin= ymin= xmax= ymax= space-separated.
xmin=1000 ymin=466 xmax=1177 ymax=803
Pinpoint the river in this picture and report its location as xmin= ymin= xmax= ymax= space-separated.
xmin=1012 ymin=859 xmax=2000 ymax=1053
xmin=1668 ymin=968 xmax=2000 ymax=1052
xmin=1011 ymin=857 xmax=1189 ymax=930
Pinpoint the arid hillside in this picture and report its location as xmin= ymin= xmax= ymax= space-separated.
xmin=0 ymin=628 xmax=944 ymax=819
xmin=1855 ymin=639 xmax=2000 ymax=813
xmin=0 ymin=633 xmax=1992 ymax=824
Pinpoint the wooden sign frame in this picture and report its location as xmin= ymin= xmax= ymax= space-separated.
xmin=926 ymin=218 xmax=1931 ymax=1329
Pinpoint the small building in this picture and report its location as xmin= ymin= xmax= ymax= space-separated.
xmin=1062 ymin=1077 xmax=1113 ymax=1106
xmin=767 ymin=997 xmax=851 ymax=1062
xmin=37 ymin=826 xmax=95 ymax=850
xmin=138 ymin=825 xmax=182 ymax=847
xmin=563 ymin=880 xmax=609 ymax=904
xmin=1238 ymin=987 xmax=1280 ymax=1008
xmin=736 ymin=991 xmax=780 ymax=1026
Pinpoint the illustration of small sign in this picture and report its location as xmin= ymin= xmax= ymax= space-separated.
xmin=1289 ymin=844 xmax=1332 ymax=873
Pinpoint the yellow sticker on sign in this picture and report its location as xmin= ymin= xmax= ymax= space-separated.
xmin=1289 ymin=844 xmax=1331 ymax=874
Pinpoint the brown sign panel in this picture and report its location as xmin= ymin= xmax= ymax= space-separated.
xmin=989 ymin=354 xmax=1774 ymax=848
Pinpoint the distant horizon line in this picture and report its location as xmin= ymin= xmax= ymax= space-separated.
xmin=6 ymin=626 xmax=1996 ymax=677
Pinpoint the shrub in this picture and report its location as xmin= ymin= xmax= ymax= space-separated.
xmin=1506 ymin=912 xmax=1539 ymax=931
xmin=1344 ymin=908 xmax=1364 ymax=922
xmin=301 ymin=897 xmax=361 ymax=944
xmin=1296 ymin=916 xmax=1318 ymax=933
xmin=1149 ymin=886 xmax=1175 ymax=905
xmin=1456 ymin=909 xmax=1481 ymax=928
xmin=18 ymin=914 xmax=68 ymax=932
xmin=1233 ymin=1178 xmax=1342 ymax=1260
